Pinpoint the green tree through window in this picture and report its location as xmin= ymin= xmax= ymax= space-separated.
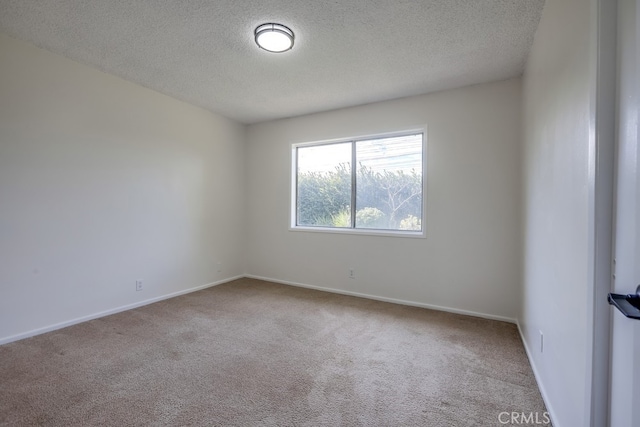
xmin=294 ymin=133 xmax=423 ymax=232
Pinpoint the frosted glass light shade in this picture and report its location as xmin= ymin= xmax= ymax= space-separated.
xmin=255 ymin=23 xmax=294 ymax=53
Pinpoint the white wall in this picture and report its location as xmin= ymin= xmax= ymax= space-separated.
xmin=0 ymin=34 xmax=246 ymax=343
xmin=520 ymin=0 xmax=595 ymax=425
xmin=245 ymin=79 xmax=522 ymax=321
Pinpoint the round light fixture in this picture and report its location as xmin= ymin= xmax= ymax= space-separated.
xmin=254 ymin=23 xmax=294 ymax=53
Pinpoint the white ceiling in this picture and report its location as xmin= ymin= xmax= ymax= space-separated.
xmin=0 ymin=1 xmax=545 ymax=124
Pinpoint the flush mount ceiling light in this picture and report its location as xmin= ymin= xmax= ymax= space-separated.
xmin=254 ymin=23 xmax=294 ymax=53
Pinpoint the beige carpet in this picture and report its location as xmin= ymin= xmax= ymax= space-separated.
xmin=0 ymin=278 xmax=547 ymax=426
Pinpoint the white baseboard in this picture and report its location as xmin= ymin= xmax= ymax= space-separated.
xmin=517 ymin=322 xmax=559 ymax=427
xmin=244 ymin=274 xmax=517 ymax=324
xmin=0 ymin=275 xmax=244 ymax=345
xmin=1 ymin=273 xmax=517 ymax=344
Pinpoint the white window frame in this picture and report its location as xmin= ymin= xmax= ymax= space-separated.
xmin=290 ymin=128 xmax=427 ymax=238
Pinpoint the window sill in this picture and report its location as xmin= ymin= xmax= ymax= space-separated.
xmin=289 ymin=225 xmax=426 ymax=239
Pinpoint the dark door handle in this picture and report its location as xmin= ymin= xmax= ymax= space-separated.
xmin=608 ymin=285 xmax=640 ymax=319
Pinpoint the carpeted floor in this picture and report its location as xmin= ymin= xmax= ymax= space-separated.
xmin=0 ymin=278 xmax=548 ymax=426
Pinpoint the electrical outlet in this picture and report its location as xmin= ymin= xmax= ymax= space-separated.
xmin=136 ymin=280 xmax=143 ymax=291
xmin=216 ymin=262 xmax=222 ymax=273
xmin=540 ymin=331 xmax=544 ymax=353
xmin=349 ymin=268 xmax=355 ymax=279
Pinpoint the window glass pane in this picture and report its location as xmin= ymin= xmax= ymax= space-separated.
xmin=297 ymin=142 xmax=352 ymax=227
xmin=355 ymin=134 xmax=423 ymax=230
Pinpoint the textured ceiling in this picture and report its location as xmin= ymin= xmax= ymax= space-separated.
xmin=0 ymin=1 xmax=545 ymax=124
